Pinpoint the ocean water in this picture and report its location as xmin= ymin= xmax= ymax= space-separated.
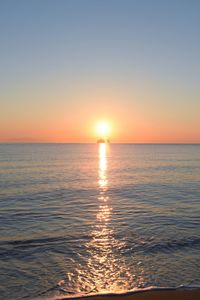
xmin=0 ymin=143 xmax=200 ymax=299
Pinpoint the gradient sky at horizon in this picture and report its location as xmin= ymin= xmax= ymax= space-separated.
xmin=0 ymin=0 xmax=200 ymax=143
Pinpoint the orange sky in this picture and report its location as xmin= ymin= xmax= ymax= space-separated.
xmin=0 ymin=81 xmax=200 ymax=143
xmin=1 ymin=82 xmax=199 ymax=143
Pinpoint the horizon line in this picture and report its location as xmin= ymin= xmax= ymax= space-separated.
xmin=0 ymin=142 xmax=200 ymax=145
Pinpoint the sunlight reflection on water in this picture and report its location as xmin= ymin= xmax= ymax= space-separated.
xmin=98 ymin=143 xmax=108 ymax=192
xmin=61 ymin=143 xmax=136 ymax=295
xmin=79 ymin=143 xmax=135 ymax=293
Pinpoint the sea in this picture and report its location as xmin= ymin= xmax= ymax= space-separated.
xmin=0 ymin=143 xmax=200 ymax=299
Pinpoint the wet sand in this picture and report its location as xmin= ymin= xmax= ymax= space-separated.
xmin=62 ymin=288 xmax=200 ymax=300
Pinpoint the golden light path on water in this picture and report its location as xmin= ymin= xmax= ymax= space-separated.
xmin=82 ymin=143 xmax=134 ymax=293
xmin=60 ymin=143 xmax=143 ymax=296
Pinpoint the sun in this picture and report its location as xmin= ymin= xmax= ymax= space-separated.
xmin=96 ymin=121 xmax=110 ymax=137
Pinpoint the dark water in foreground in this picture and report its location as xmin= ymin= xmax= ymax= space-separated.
xmin=0 ymin=144 xmax=200 ymax=299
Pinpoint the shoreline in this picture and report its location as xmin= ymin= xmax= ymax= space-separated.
xmin=35 ymin=286 xmax=200 ymax=300
xmin=59 ymin=287 xmax=200 ymax=300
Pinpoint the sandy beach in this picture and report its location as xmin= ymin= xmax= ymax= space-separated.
xmin=60 ymin=288 xmax=200 ymax=300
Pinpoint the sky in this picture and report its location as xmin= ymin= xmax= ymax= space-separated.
xmin=0 ymin=0 xmax=200 ymax=143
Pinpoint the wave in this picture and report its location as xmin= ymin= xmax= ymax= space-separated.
xmin=129 ymin=236 xmax=200 ymax=255
xmin=1 ymin=235 xmax=200 ymax=259
xmin=0 ymin=235 xmax=89 ymax=259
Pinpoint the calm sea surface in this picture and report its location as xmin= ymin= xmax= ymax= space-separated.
xmin=0 ymin=144 xmax=200 ymax=299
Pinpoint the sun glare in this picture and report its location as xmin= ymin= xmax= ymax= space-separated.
xmin=96 ymin=122 xmax=110 ymax=137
